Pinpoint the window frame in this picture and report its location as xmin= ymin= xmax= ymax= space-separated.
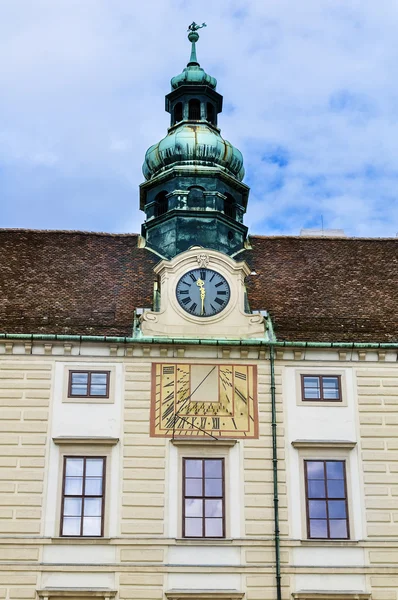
xmin=60 ymin=455 xmax=106 ymax=538
xmin=68 ymin=370 xmax=110 ymax=399
xmin=304 ymin=458 xmax=350 ymax=540
xmin=182 ymin=457 xmax=226 ymax=539
xmin=301 ymin=374 xmax=342 ymax=403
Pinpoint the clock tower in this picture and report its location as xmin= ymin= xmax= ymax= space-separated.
xmin=140 ymin=23 xmax=249 ymax=259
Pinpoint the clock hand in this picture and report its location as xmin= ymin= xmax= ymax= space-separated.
xmin=196 ymin=278 xmax=206 ymax=315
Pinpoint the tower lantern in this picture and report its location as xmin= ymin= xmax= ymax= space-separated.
xmin=140 ymin=23 xmax=249 ymax=259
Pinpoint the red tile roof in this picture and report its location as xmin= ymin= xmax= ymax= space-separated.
xmin=0 ymin=229 xmax=397 ymax=342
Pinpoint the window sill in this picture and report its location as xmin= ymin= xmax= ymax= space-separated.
xmin=171 ymin=439 xmax=237 ymax=447
xmin=52 ymin=436 xmax=119 ymax=446
xmin=175 ymin=537 xmax=234 ymax=545
xmin=300 ymin=539 xmax=359 ymax=547
xmin=50 ymin=537 xmax=112 ymax=544
xmin=37 ymin=590 xmax=117 ymax=599
xmin=292 ymin=440 xmax=356 ymax=449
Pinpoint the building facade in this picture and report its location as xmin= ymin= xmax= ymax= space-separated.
xmin=0 ymin=24 xmax=397 ymax=600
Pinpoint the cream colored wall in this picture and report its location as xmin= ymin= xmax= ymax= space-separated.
xmin=0 ymin=342 xmax=397 ymax=600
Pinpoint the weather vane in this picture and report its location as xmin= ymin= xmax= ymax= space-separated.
xmin=188 ymin=22 xmax=207 ymax=33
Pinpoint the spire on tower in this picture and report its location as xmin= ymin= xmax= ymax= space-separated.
xmin=187 ymin=21 xmax=206 ymax=66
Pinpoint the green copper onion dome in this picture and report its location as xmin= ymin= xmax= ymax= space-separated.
xmin=143 ymin=123 xmax=244 ymax=180
xmin=142 ymin=22 xmax=244 ymax=182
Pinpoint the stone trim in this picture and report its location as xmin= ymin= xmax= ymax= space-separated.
xmin=292 ymin=440 xmax=356 ymax=449
xmin=166 ymin=591 xmax=244 ymax=600
xmin=292 ymin=593 xmax=371 ymax=600
xmin=171 ymin=439 xmax=237 ymax=447
xmin=37 ymin=590 xmax=117 ymax=600
xmin=52 ymin=436 xmax=119 ymax=446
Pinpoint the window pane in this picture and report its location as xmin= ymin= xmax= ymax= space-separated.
xmin=71 ymin=384 xmax=88 ymax=395
xmin=185 ymin=518 xmax=202 ymax=537
xmin=205 ymin=518 xmax=223 ymax=537
xmin=309 ymin=519 xmax=328 ymax=538
xmin=64 ymin=477 xmax=83 ymax=495
xmin=327 ymin=479 xmax=345 ymax=498
xmin=185 ymin=460 xmax=203 ymax=478
xmin=65 ymin=458 xmax=84 ymax=477
xmin=62 ymin=516 xmax=81 ymax=536
xmin=306 ymin=462 xmax=325 ymax=479
xmin=326 ymin=461 xmax=344 ymax=479
xmin=89 ymin=384 xmax=107 ymax=396
xmin=205 ymin=478 xmax=222 ymax=497
xmin=308 ymin=500 xmax=327 ymax=519
xmin=328 ymin=500 xmax=346 ymax=519
xmin=84 ymin=498 xmax=102 ymax=517
xmin=63 ymin=498 xmax=82 ymax=517
xmin=82 ymin=516 xmax=102 ymax=536
xmin=185 ymin=499 xmax=202 ymax=518
xmin=303 ymin=377 xmax=320 ymax=399
xmin=86 ymin=459 xmax=104 ymax=477
xmin=323 ymin=377 xmax=340 ymax=399
xmin=71 ymin=373 xmax=88 ymax=384
xmin=205 ymin=460 xmax=222 ymax=478
xmin=329 ymin=519 xmax=348 ymax=538
xmin=308 ymin=480 xmax=326 ymax=498
xmin=85 ymin=477 xmax=103 ymax=496
xmin=185 ymin=478 xmax=202 ymax=496
xmin=90 ymin=373 xmax=108 ymax=385
xmin=205 ymin=499 xmax=223 ymax=518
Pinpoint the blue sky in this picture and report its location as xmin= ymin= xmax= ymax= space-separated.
xmin=1 ymin=0 xmax=398 ymax=237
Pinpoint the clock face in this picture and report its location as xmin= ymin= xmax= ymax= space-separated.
xmin=176 ymin=268 xmax=230 ymax=318
xmin=150 ymin=363 xmax=258 ymax=439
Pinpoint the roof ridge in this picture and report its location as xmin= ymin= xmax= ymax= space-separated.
xmin=0 ymin=228 xmax=140 ymax=238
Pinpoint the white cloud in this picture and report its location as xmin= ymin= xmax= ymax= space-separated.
xmin=0 ymin=0 xmax=397 ymax=236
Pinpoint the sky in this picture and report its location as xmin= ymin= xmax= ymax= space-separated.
xmin=1 ymin=0 xmax=398 ymax=237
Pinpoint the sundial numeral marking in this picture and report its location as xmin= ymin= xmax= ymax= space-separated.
xmin=189 ymin=273 xmax=196 ymax=282
xmin=215 ymin=281 xmax=224 ymax=288
xmin=212 ymin=417 xmax=220 ymax=429
xmin=214 ymin=298 xmax=224 ymax=306
xmin=217 ymin=291 xmax=227 ymax=295
xmin=181 ymin=297 xmax=191 ymax=305
xmin=209 ymin=272 xmax=216 ymax=282
xmin=178 ymin=289 xmax=189 ymax=295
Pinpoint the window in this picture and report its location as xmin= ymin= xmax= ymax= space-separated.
xmin=223 ymin=193 xmax=236 ymax=219
xmin=301 ymin=375 xmax=341 ymax=402
xmin=155 ymin=191 xmax=169 ymax=216
xmin=305 ymin=459 xmax=349 ymax=539
xmin=183 ymin=458 xmax=225 ymax=538
xmin=68 ymin=371 xmax=110 ymax=398
xmin=60 ymin=456 xmax=105 ymax=537
xmin=207 ymin=102 xmax=215 ymax=125
xmin=188 ymin=99 xmax=201 ymax=120
xmin=174 ymin=102 xmax=183 ymax=124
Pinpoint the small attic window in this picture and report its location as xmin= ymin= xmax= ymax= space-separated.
xmin=174 ymin=102 xmax=183 ymax=124
xmin=189 ymin=99 xmax=201 ymax=120
xmin=207 ymin=102 xmax=215 ymax=125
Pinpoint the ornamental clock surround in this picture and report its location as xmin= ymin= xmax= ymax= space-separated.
xmin=139 ymin=247 xmax=267 ymax=339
